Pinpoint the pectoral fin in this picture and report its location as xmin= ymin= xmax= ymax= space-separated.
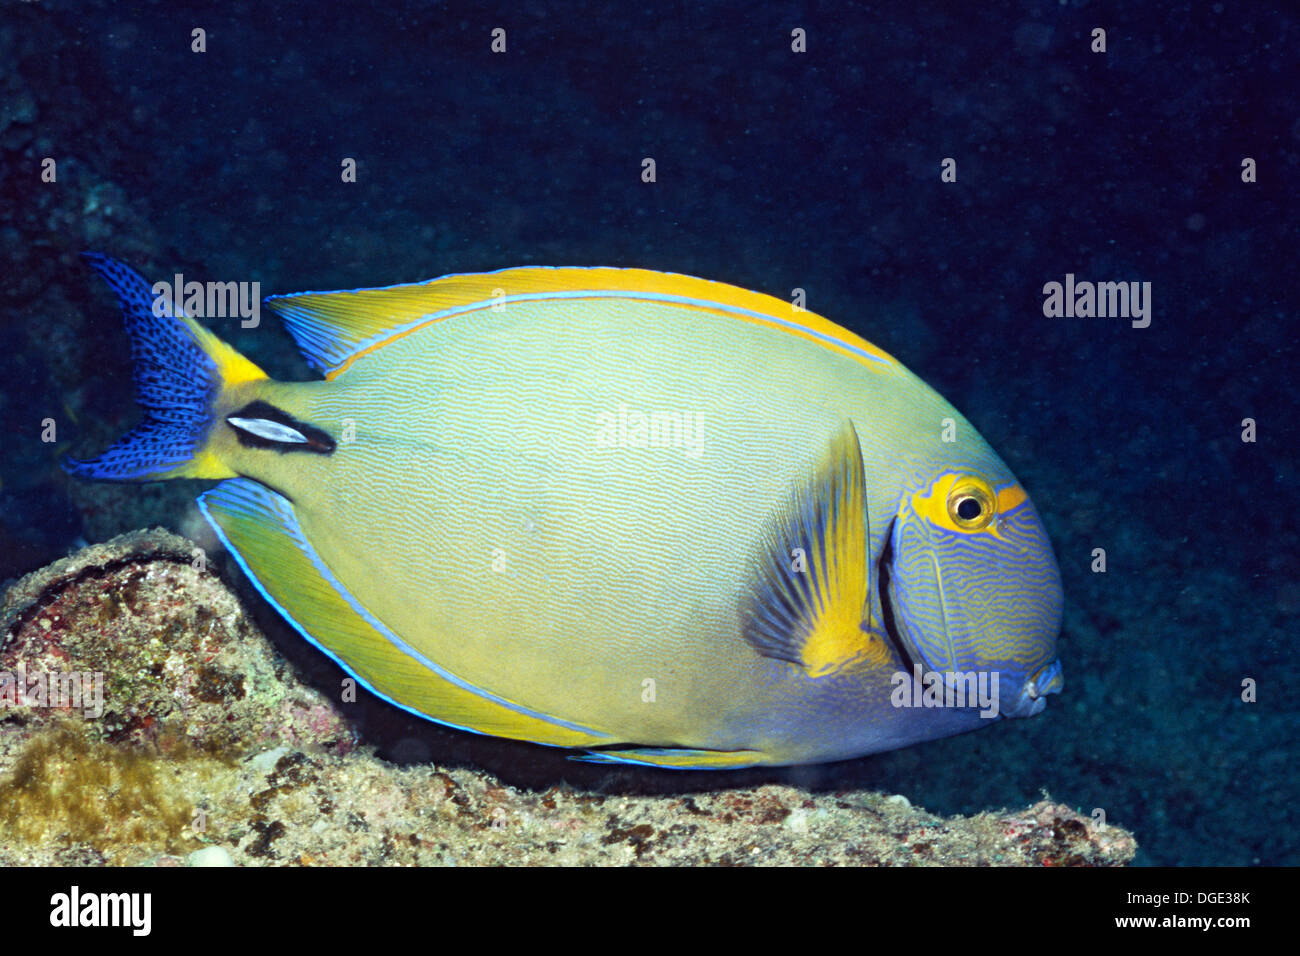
xmin=742 ymin=421 xmax=891 ymax=677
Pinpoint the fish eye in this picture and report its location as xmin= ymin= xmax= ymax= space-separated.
xmin=946 ymin=477 xmax=996 ymax=531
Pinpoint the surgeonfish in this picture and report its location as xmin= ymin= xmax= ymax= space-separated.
xmin=68 ymin=254 xmax=1064 ymax=768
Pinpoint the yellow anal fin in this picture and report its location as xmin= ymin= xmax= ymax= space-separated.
xmin=576 ymin=747 xmax=771 ymax=769
xmin=743 ymin=421 xmax=891 ymax=677
xmin=198 ymin=478 xmax=609 ymax=749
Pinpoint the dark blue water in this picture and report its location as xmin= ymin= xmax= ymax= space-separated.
xmin=1 ymin=0 xmax=1294 ymax=865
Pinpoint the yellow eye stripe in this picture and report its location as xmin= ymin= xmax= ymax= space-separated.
xmin=910 ymin=473 xmax=1028 ymax=538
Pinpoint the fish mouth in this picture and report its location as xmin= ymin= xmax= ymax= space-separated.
xmin=878 ymin=525 xmax=1064 ymax=721
xmin=1004 ymin=658 xmax=1064 ymax=718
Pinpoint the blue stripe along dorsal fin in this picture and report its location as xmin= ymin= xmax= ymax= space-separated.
xmin=197 ymin=478 xmax=611 ymax=748
xmin=265 ymin=266 xmax=899 ymax=379
xmin=742 ymin=421 xmax=893 ymax=678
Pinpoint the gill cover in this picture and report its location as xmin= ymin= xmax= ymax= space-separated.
xmin=887 ymin=470 xmax=1063 ymax=693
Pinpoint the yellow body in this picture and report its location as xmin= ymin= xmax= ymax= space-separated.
xmin=76 ymin=261 xmax=1063 ymax=768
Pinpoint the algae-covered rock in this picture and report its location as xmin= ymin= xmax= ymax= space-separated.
xmin=0 ymin=534 xmax=1137 ymax=866
xmin=0 ymin=528 xmax=354 ymax=755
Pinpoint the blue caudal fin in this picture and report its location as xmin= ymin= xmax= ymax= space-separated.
xmin=64 ymin=254 xmax=266 ymax=482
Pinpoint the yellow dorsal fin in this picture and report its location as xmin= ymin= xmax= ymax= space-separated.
xmin=265 ymin=266 xmax=897 ymax=379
